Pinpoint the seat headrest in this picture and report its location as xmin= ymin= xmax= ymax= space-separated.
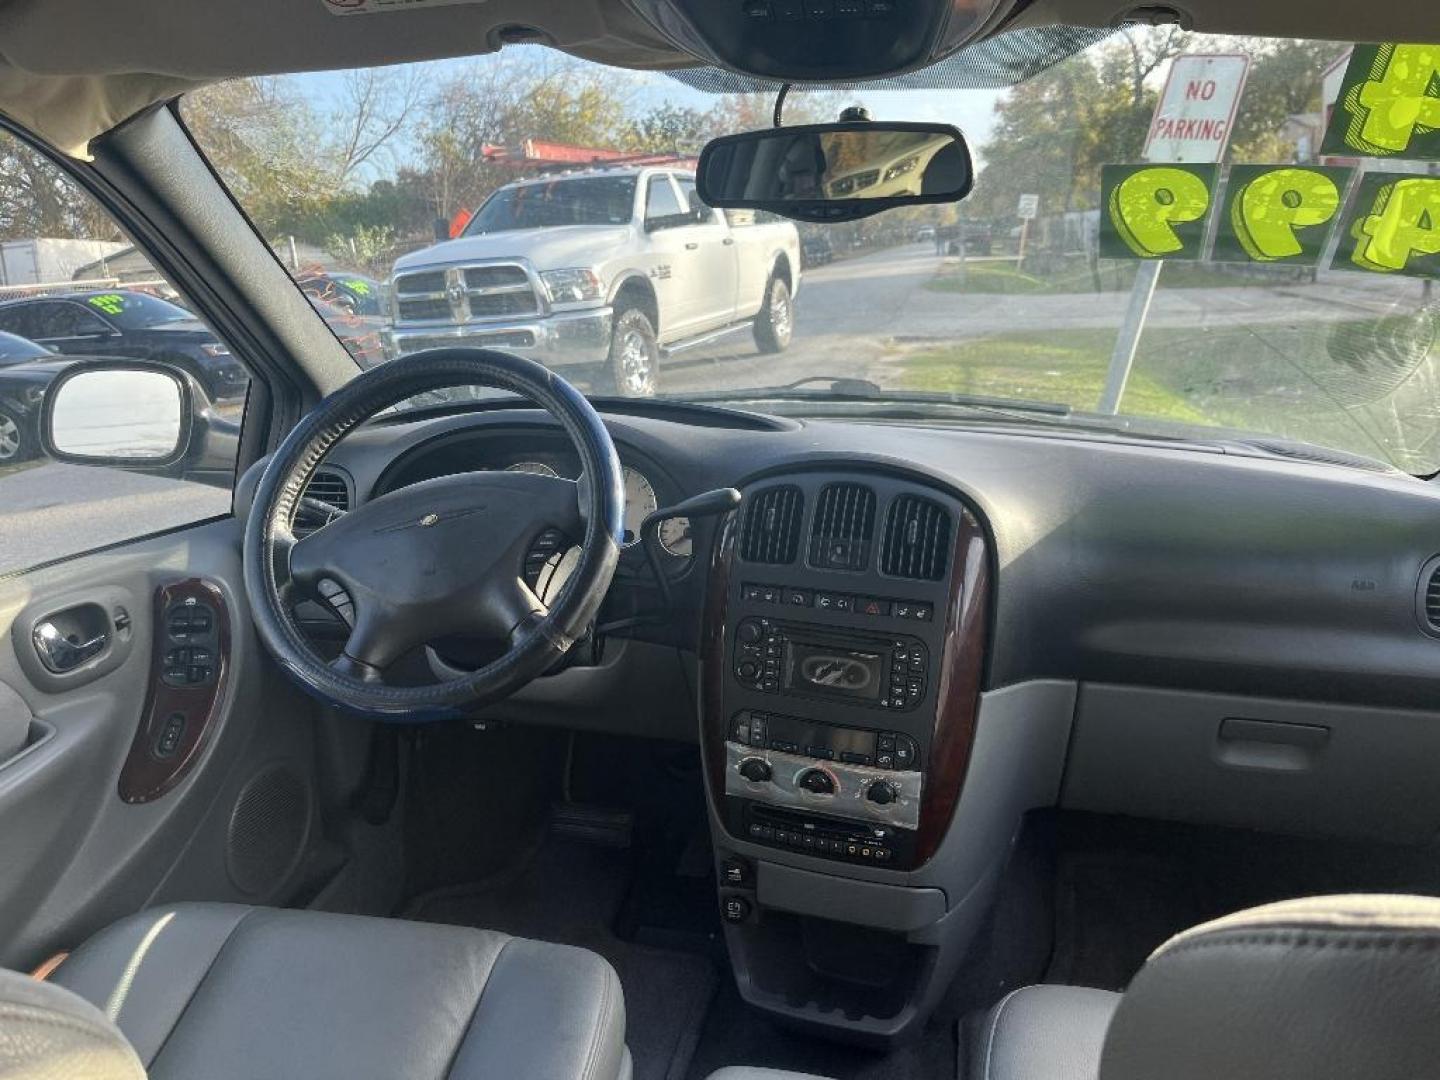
xmin=1100 ymin=894 xmax=1440 ymax=1080
xmin=0 ymin=967 xmax=145 ymax=1079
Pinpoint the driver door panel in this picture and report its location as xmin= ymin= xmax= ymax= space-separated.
xmin=0 ymin=520 xmax=330 ymax=970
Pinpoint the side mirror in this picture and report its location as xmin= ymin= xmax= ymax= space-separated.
xmin=42 ymin=361 xmax=193 ymax=468
xmin=697 ymin=121 xmax=973 ymax=223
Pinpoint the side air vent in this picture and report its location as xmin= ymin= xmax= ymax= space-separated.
xmin=809 ymin=482 xmax=876 ymax=571
xmin=294 ymin=468 xmax=351 ymax=535
xmin=881 ymin=494 xmax=953 ymax=581
xmin=1418 ymin=556 xmax=1440 ymax=636
xmin=740 ymin=485 xmax=804 ymax=564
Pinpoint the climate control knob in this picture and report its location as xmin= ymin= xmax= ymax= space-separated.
xmin=737 ymin=621 xmax=763 ymax=645
xmin=797 ymin=768 xmax=837 ymax=796
xmin=866 ymin=780 xmax=900 ymax=806
xmin=738 ymin=757 xmax=773 ymax=783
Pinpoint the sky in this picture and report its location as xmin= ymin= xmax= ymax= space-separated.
xmin=287 ymin=50 xmax=1007 ymax=184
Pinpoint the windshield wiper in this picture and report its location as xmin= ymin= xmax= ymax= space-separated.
xmin=670 ymin=375 xmax=1072 ymax=417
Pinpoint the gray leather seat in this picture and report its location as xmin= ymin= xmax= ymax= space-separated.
xmin=973 ymin=894 xmax=1440 ymax=1080
xmin=21 ymin=902 xmax=629 ymax=1080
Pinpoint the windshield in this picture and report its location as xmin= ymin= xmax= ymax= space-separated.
xmin=86 ymin=291 xmax=195 ymax=329
xmin=183 ymin=33 xmax=1440 ymax=473
xmin=465 ymin=176 xmax=638 ymax=233
xmin=0 ymin=331 xmax=52 ymax=362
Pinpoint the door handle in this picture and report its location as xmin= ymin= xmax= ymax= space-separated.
xmin=685 ymin=242 xmax=700 ymax=250
xmin=33 ymin=621 xmax=108 ymax=674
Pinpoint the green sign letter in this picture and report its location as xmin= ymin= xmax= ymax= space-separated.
xmin=1351 ymin=176 xmax=1440 ymax=272
xmin=1107 ymin=167 xmax=1212 ymax=258
xmin=1231 ymin=168 xmax=1343 ymax=261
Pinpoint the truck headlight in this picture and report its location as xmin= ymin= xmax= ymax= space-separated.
xmin=541 ymin=269 xmax=605 ymax=306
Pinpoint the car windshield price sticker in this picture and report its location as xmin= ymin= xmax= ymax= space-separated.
xmin=86 ymin=294 xmax=125 ymax=315
xmin=1334 ymin=171 xmax=1440 ymax=279
xmin=1100 ymin=164 xmax=1217 ymax=260
xmin=1321 ymin=44 xmax=1440 ymax=160
xmin=1213 ymin=165 xmax=1354 ymax=265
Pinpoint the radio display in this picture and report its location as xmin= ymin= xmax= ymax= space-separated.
xmin=783 ymin=639 xmax=885 ymax=702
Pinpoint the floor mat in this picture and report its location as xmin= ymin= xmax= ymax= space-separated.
xmin=405 ymin=839 xmax=716 ymax=1080
xmin=1045 ymin=812 xmax=1440 ymax=991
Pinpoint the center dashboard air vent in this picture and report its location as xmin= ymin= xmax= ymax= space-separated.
xmin=740 ymin=485 xmax=803 ymax=565
xmin=808 ymin=482 xmax=876 ymax=571
xmin=881 ymin=494 xmax=953 ymax=581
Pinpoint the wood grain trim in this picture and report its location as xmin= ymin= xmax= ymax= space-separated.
xmin=914 ymin=511 xmax=991 ymax=865
xmin=700 ymin=509 xmax=739 ymax=803
xmin=118 ymin=579 xmax=230 ymax=804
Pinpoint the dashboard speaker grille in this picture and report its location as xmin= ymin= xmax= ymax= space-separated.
xmin=881 ymin=495 xmax=952 ymax=581
xmin=740 ymin=486 xmax=804 ymax=564
xmin=809 ymin=482 xmax=876 ymax=571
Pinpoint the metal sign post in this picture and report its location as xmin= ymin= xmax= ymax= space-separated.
xmin=1099 ymin=54 xmax=1250 ymax=414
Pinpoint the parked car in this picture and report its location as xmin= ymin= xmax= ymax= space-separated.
xmin=309 ymin=295 xmax=388 ymax=370
xmin=295 ymin=270 xmax=389 ymax=317
xmin=0 ymin=331 xmax=72 ymax=463
xmin=386 ymin=166 xmax=801 ymax=396
xmin=801 ymin=232 xmax=834 ymax=267
xmin=0 ymin=290 xmax=249 ymax=402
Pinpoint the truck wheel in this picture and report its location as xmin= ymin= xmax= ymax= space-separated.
xmin=603 ymin=307 xmax=659 ymax=397
xmin=753 ymin=275 xmax=793 ymax=354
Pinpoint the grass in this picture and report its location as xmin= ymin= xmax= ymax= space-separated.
xmin=923 ymin=260 xmax=1256 ymax=296
xmin=901 ymin=331 xmax=1210 ymax=424
xmin=894 ymin=312 xmax=1440 ymax=473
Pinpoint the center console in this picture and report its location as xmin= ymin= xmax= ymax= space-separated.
xmin=700 ymin=470 xmax=992 ymax=1043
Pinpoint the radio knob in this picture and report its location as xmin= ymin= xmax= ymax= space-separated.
xmin=866 ymin=780 xmax=900 ymax=806
xmin=739 ymin=757 xmax=772 ymax=783
xmin=737 ymin=621 xmax=763 ymax=645
xmin=737 ymin=661 xmax=759 ymax=680
xmin=797 ymin=768 xmax=836 ymax=796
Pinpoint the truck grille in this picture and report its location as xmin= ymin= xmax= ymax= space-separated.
xmin=393 ymin=263 xmax=540 ymax=324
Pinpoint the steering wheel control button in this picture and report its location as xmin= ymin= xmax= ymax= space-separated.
xmin=721 ymin=896 xmax=751 ymax=923
xmin=739 ymin=757 xmax=773 ymax=783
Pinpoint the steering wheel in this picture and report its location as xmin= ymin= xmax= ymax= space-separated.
xmin=242 ymin=348 xmax=624 ymax=719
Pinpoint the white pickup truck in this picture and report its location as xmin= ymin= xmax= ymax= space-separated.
xmin=385 ymin=166 xmax=801 ymax=396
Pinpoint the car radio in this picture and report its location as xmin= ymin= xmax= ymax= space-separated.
xmin=732 ymin=617 xmax=928 ymax=711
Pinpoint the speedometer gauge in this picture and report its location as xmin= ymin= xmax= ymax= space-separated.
xmin=622 ymin=467 xmax=657 ymax=546
xmin=658 ymin=516 xmax=692 ymax=558
xmin=506 ymin=461 xmax=559 ymax=477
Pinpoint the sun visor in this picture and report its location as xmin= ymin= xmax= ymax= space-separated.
xmin=623 ymin=0 xmax=1021 ymax=82
xmin=0 ymin=68 xmax=199 ymax=159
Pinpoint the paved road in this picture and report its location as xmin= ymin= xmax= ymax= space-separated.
xmin=657 ymin=242 xmax=1428 ymax=395
xmin=0 ymin=462 xmax=228 ymax=574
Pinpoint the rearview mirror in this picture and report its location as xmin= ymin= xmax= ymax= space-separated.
xmin=42 ymin=362 xmax=192 ymax=467
xmin=697 ymin=121 xmax=973 ymax=223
